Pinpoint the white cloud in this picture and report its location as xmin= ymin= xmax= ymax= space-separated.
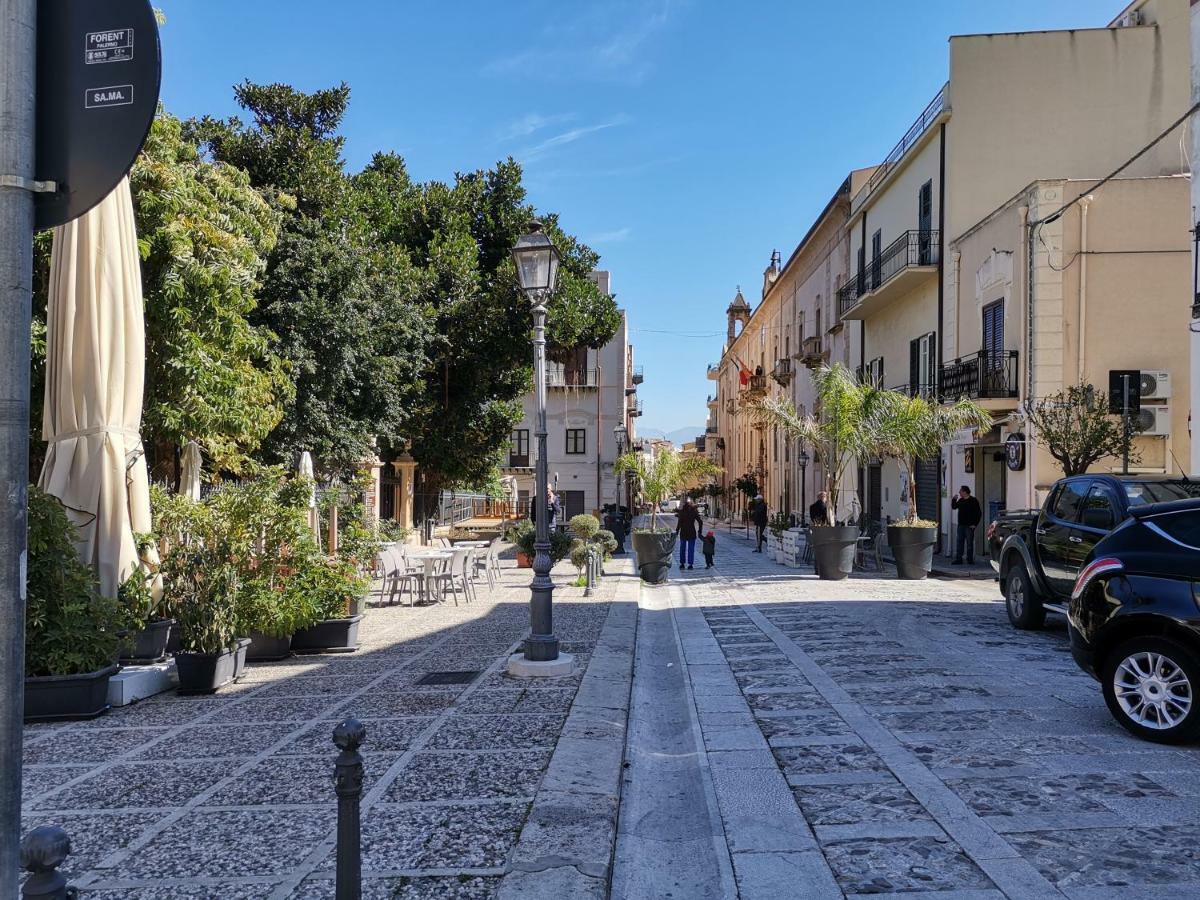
xmin=589 ymin=227 xmax=631 ymax=244
xmin=520 ymin=115 xmax=631 ymax=161
xmin=496 ymin=112 xmax=574 ymax=143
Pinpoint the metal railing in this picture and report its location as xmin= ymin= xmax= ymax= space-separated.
xmin=743 ymin=373 xmax=768 ymax=395
xmin=836 ymin=275 xmax=862 ymax=318
xmin=628 ymin=399 xmax=644 ymax=417
xmin=632 ymin=365 xmax=644 ymax=384
xmin=772 ymin=358 xmax=794 ymax=384
xmin=853 ymin=84 xmax=947 ymax=208
xmin=547 ymin=366 xmax=598 ymax=388
xmin=888 ymin=382 xmax=938 ymax=400
xmin=941 ymin=350 xmax=1019 ymax=400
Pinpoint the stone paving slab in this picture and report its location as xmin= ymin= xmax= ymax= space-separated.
xmin=20 ymin=556 xmax=623 ymax=898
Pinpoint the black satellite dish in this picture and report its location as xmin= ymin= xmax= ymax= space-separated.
xmin=34 ymin=0 xmax=162 ymax=230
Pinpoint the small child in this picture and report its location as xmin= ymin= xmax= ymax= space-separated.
xmin=701 ymin=531 xmax=716 ymax=569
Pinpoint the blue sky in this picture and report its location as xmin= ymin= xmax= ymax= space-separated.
xmin=158 ymin=0 xmax=1108 ymax=438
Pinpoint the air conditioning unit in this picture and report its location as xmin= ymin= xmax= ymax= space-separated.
xmin=1117 ymin=10 xmax=1143 ymax=28
xmin=1133 ymin=404 xmax=1170 ymax=437
xmin=1139 ymin=370 xmax=1171 ymax=400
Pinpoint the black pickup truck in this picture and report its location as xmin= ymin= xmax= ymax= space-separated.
xmin=988 ymin=475 xmax=1200 ymax=629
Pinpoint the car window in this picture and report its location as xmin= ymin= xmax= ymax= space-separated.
xmin=1125 ymin=480 xmax=1200 ymax=505
xmin=1148 ymin=510 xmax=1200 ymax=549
xmin=1079 ymin=486 xmax=1116 ymax=531
xmin=1050 ymin=481 xmax=1089 ymax=523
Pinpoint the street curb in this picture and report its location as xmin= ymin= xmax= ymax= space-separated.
xmin=497 ymin=557 xmax=638 ymax=900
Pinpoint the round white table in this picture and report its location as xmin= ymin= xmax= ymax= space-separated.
xmin=406 ymin=549 xmax=454 ymax=604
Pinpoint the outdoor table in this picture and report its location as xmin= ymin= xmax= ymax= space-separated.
xmin=405 ymin=549 xmax=454 ymax=604
xmin=454 ymin=540 xmax=490 ymax=548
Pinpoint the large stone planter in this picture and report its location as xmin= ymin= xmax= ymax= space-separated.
xmin=631 ymin=531 xmax=677 ymax=584
xmin=887 ymin=525 xmax=937 ymax=580
xmin=810 ymin=525 xmax=859 ymax=581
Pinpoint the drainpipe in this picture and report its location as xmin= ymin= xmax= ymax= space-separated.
xmin=1021 ymin=203 xmax=1035 ymax=511
xmin=596 ymin=362 xmax=602 ymax=515
xmin=950 ymin=250 xmax=961 ymax=360
xmin=1077 ymin=196 xmax=1093 ymax=382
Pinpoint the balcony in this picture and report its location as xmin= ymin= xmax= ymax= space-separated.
xmin=628 ymin=399 xmax=644 ymax=417
xmin=941 ymin=351 xmax=1019 ymax=405
xmin=852 ymin=85 xmax=948 ymax=211
xmin=837 ymin=275 xmax=862 ymax=320
xmin=695 ymin=436 xmax=707 ymax=453
xmin=888 ymin=382 xmax=938 ymax=400
xmin=506 ymin=453 xmax=531 ymax=469
xmin=840 ymin=230 xmax=940 ymax=321
xmin=547 ymin=366 xmax=599 ymax=388
xmin=797 ymin=336 xmax=825 ymax=369
xmin=706 ymin=364 xmax=721 ymax=381
xmin=705 ymin=422 xmax=719 ymax=435
xmin=771 ymin=358 xmax=794 ymax=386
xmin=740 ymin=373 xmax=768 ymax=401
xmin=707 ymin=394 xmax=719 ymax=410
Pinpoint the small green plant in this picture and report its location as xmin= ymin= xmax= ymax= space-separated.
xmin=768 ymin=511 xmax=791 ymax=538
xmin=591 ymin=529 xmax=618 ymax=559
xmin=162 ymin=542 xmax=240 ymax=655
xmin=569 ymin=513 xmax=601 ymax=540
xmin=569 ymin=540 xmax=592 ymax=578
xmin=508 ymin=519 xmax=574 ymax=563
xmin=378 ymin=519 xmax=411 ymax=543
xmin=732 ymin=473 xmax=758 ymax=500
xmin=25 ymin=486 xmax=126 ymax=676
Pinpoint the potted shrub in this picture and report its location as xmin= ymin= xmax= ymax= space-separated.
xmin=116 ymin=539 xmax=174 ymax=664
xmin=508 ymin=518 xmax=573 ymax=570
xmin=870 ymin=391 xmax=991 ymax=580
xmin=616 ymin=449 xmax=721 ymax=584
xmin=163 ymin=543 xmax=242 ymax=694
xmin=291 ymin=558 xmax=369 ymax=653
xmin=24 ymin=487 xmax=125 ymax=721
xmin=753 ymin=365 xmax=874 ymax=581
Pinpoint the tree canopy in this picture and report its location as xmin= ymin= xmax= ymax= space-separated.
xmin=1023 ymin=383 xmax=1139 ymax=477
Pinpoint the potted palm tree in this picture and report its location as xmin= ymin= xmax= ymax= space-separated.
xmin=869 ymin=390 xmax=991 ymax=579
xmin=616 ymin=448 xmax=720 ymax=584
xmin=753 ymin=364 xmax=875 ymax=581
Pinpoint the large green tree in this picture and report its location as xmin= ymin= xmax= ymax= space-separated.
xmin=132 ymin=112 xmax=291 ymax=475
xmin=353 ymin=153 xmax=621 ymax=492
xmin=187 ymin=83 xmax=432 ymax=475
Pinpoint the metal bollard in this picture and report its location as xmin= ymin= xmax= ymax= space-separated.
xmin=333 ymin=718 xmax=367 ymax=900
xmin=583 ymin=547 xmax=595 ymax=597
xmin=20 ymin=826 xmax=77 ymax=899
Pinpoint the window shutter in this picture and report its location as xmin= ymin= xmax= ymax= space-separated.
xmin=909 ymin=339 xmax=920 ymax=393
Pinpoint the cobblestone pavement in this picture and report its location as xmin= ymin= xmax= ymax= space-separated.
xmin=21 ymin=557 xmax=629 ymax=899
xmin=672 ymin=527 xmax=1200 ymax=899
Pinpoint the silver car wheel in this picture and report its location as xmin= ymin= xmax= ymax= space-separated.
xmin=1113 ymin=651 xmax=1193 ymax=731
xmin=1007 ymin=576 xmax=1025 ymax=618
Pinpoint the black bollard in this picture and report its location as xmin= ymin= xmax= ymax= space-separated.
xmin=20 ymin=826 xmax=77 ymax=899
xmin=333 ymin=718 xmax=366 ymax=900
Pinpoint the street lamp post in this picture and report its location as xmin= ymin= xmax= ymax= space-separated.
xmin=798 ymin=449 xmax=810 ymax=525
xmin=509 ymin=221 xmax=571 ymax=675
xmin=612 ymin=423 xmax=627 ymax=553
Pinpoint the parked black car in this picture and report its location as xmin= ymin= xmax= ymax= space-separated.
xmin=1068 ymin=498 xmax=1200 ymax=743
xmin=987 ymin=475 xmax=1200 ymax=629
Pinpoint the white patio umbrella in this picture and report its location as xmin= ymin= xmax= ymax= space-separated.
xmin=179 ymin=440 xmax=203 ymax=502
xmin=39 ymin=177 xmax=155 ymax=599
xmin=297 ymin=451 xmax=321 ymax=546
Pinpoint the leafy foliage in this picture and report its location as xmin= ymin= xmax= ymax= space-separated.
xmin=752 ymin=364 xmax=878 ymax=524
xmin=732 ymin=473 xmax=758 ymax=499
xmin=132 ymin=112 xmax=291 ymax=473
xmin=25 ymin=486 xmax=126 ymax=676
xmin=1023 ymin=383 xmax=1140 ymax=477
xmin=616 ymin=449 xmax=722 ymax=532
xmin=864 ymin=390 xmax=991 ymax=522
xmin=506 ymin=519 xmax=574 ymax=563
xmin=569 ymin=514 xmax=601 ymax=540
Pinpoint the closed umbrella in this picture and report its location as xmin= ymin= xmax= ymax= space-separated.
xmin=39 ymin=177 xmax=155 ymax=600
xmin=179 ymin=440 xmax=202 ymax=502
xmin=297 ymin=451 xmax=320 ymax=546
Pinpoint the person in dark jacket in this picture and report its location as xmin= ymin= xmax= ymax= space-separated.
xmin=750 ymin=495 xmax=769 ymax=552
xmin=808 ymin=491 xmax=830 ymax=527
xmin=675 ymin=498 xmax=703 ymax=569
xmin=951 ymin=485 xmax=982 ymax=564
xmin=701 ymin=531 xmax=717 ymax=568
xmin=530 ymin=488 xmax=562 ymax=531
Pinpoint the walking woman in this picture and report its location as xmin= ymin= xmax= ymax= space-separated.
xmin=751 ymin=495 xmax=769 ymax=552
xmin=675 ymin=498 xmax=703 ymax=570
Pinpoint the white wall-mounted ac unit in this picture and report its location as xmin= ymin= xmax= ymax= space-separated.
xmin=1139 ymin=370 xmax=1170 ymax=400
xmin=1117 ymin=10 xmax=1144 ymax=28
xmin=1134 ymin=404 xmax=1170 ymax=437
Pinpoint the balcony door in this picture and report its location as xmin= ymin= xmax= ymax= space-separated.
xmin=982 ymin=301 xmax=1004 ymax=395
xmin=509 ymin=429 xmax=530 ymax=468
xmin=870 ymin=230 xmax=882 ymax=289
xmin=917 ymin=180 xmax=933 ymax=265
xmin=909 ymin=332 xmax=936 ymax=397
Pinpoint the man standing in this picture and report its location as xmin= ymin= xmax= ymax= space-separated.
xmin=675 ymin=497 xmax=703 ymax=570
xmin=808 ymin=491 xmax=830 ymax=527
xmin=531 ymin=488 xmax=562 ymax=531
xmin=751 ymin=494 xmax=769 ymax=552
xmin=951 ymin=485 xmax=982 ymax=565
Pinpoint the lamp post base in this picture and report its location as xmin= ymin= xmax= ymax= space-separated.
xmin=507 ymin=652 xmax=575 ymax=678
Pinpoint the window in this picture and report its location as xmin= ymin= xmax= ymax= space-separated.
xmin=1149 ymin=509 xmax=1200 ymax=548
xmin=909 ymin=332 xmax=936 ymax=397
xmin=918 ymin=180 xmax=933 ymax=265
xmin=866 ymin=356 xmax=885 ymax=388
xmin=870 ymin=230 xmax=882 ymax=289
xmin=1079 ymin=486 xmax=1117 ymax=532
xmin=1051 ymin=480 xmax=1090 ymax=523
xmin=1125 ymin=481 xmax=1200 ymax=505
xmin=566 ymin=428 xmax=586 ymax=455
xmin=983 ymin=301 xmax=1004 ymax=364
xmin=509 ymin=429 xmax=530 ymax=467
xmin=815 ymin=308 xmax=822 ymax=337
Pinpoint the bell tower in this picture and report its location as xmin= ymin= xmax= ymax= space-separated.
xmin=726 ymin=287 xmax=751 ymax=343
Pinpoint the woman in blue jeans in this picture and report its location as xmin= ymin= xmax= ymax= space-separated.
xmin=675 ymin=498 xmax=703 ymax=570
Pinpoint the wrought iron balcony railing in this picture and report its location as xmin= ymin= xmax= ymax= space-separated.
xmin=632 ymin=365 xmax=644 ymax=385
xmin=771 ymin=358 xmax=794 ymax=386
xmin=547 ymin=366 xmax=599 ymax=388
xmin=941 ymin=350 xmax=1019 ymax=400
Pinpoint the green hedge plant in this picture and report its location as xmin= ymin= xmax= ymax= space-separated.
xmin=25 ymin=486 xmax=126 ymax=677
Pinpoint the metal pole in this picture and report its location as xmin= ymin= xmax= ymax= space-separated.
xmin=800 ymin=464 xmax=807 ymax=526
xmin=1191 ymin=0 xmax=1200 ymax=476
xmin=1122 ymin=374 xmax=1131 ymax=476
xmin=527 ymin=298 xmax=558 ymax=661
xmin=333 ymin=719 xmax=366 ymax=900
xmin=1 ymin=1 xmax=37 ymax=892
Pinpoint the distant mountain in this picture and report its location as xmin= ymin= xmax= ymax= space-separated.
xmin=637 ymin=425 xmax=706 ymax=448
